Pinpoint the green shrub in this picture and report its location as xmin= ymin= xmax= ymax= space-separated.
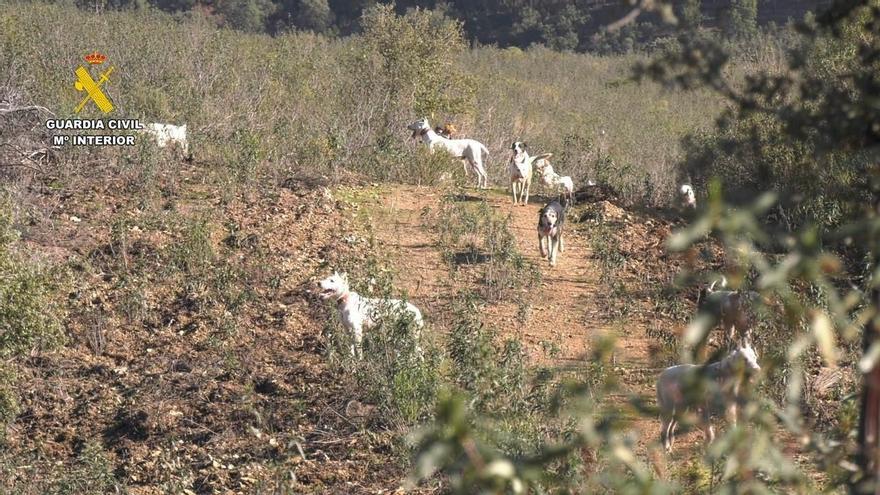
xmin=0 ymin=367 xmax=20 ymax=439
xmin=360 ymin=4 xmax=476 ymax=119
xmin=169 ymin=217 xmax=214 ymax=275
xmin=0 ymin=202 xmax=65 ymax=357
xmin=435 ymin=196 xmax=540 ymax=302
xmin=0 ymin=199 xmax=64 ymax=438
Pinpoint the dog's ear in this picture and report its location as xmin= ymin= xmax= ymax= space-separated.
xmin=522 ymin=142 xmax=527 ymax=149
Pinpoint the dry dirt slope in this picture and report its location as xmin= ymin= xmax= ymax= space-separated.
xmin=353 ymin=184 xmax=693 ymax=466
xmin=356 ymin=183 xmax=823 ymax=485
xmin=4 ymin=173 xmax=806 ymax=494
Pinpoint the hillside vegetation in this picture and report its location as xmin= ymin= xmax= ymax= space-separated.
xmin=87 ymin=0 xmax=826 ymax=53
xmin=3 ymin=2 xmax=730 ymax=206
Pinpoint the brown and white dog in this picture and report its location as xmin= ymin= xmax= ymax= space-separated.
xmin=508 ymin=141 xmax=552 ymax=206
xmin=407 ymin=117 xmax=489 ymax=189
xmin=434 ymin=123 xmax=457 ymax=138
xmin=538 ymin=200 xmax=565 ymax=266
xmin=680 ymin=184 xmax=697 ymax=209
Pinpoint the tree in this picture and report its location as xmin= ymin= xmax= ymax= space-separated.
xmin=215 ymin=0 xmax=277 ymax=32
xmin=680 ymin=0 xmax=702 ymax=29
xmin=293 ymin=0 xmax=334 ymax=32
xmin=723 ymin=0 xmax=758 ymax=38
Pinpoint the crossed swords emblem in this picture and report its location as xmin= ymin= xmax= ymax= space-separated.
xmin=74 ymin=63 xmax=114 ymax=114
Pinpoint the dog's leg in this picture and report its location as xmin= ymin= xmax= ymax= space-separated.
xmin=724 ymin=318 xmax=736 ymax=348
xmin=549 ymin=236 xmax=558 ymax=266
xmin=662 ymin=416 xmax=676 ymax=453
xmin=523 ymin=178 xmax=530 ymax=205
xmin=702 ymin=408 xmax=715 ymax=445
xmin=470 ymin=160 xmax=482 ymax=189
xmin=539 ymin=234 xmax=547 ymax=258
xmin=660 ymin=416 xmax=670 ymax=452
xmin=352 ymin=322 xmax=363 ymax=358
xmin=559 ymin=228 xmax=565 ymax=253
xmin=511 ymin=181 xmax=518 ymax=204
xmin=727 ymin=402 xmax=738 ymax=428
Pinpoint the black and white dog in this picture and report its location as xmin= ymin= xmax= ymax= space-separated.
xmin=538 ymin=200 xmax=565 ymax=266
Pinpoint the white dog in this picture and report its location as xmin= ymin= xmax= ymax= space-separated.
xmin=318 ymin=272 xmax=423 ymax=356
xmin=142 ymin=123 xmax=190 ymax=159
xmin=697 ymin=276 xmax=762 ymax=346
xmin=535 ymin=160 xmax=575 ymax=206
xmin=680 ymin=184 xmax=696 ymax=209
xmin=407 ymin=117 xmax=490 ymax=189
xmin=656 ymin=344 xmax=761 ymax=452
xmin=508 ymin=141 xmax=552 ymax=206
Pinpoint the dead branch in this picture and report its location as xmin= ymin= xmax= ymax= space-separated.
xmin=0 ymin=104 xmax=55 ymax=116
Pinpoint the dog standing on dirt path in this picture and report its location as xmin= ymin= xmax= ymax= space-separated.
xmin=538 ymin=200 xmax=566 ymax=267
xmin=656 ymin=344 xmax=761 ymax=453
xmin=509 ymin=141 xmax=552 ymax=206
xmin=317 ymin=272 xmax=423 ymax=357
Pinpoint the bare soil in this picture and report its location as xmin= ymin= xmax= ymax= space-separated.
xmin=3 ymin=172 xmax=815 ymax=493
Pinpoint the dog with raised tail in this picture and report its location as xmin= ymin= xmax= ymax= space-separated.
xmin=407 ymin=117 xmax=490 ymax=189
xmin=508 ymin=141 xmax=552 ymax=206
xmin=317 ymin=272 xmax=423 ymax=356
xmin=538 ymin=200 xmax=565 ymax=267
xmin=535 ymin=160 xmax=575 ymax=206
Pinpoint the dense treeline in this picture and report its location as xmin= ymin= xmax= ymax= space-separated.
xmin=83 ymin=0 xmax=826 ymax=52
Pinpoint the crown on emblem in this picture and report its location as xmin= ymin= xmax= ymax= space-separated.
xmin=85 ymin=52 xmax=106 ymax=65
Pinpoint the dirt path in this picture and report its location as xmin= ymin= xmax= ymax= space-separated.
xmin=362 ymin=185 xmax=671 ymax=457
xmin=363 ymin=183 xmax=822 ymax=485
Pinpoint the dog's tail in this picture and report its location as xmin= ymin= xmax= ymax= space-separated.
xmin=531 ymin=152 xmax=553 ymax=163
xmin=480 ymin=143 xmax=490 ymax=163
xmin=560 ymin=193 xmax=573 ymax=211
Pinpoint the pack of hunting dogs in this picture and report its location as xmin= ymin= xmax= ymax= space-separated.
xmin=315 ymin=117 xmax=760 ymax=455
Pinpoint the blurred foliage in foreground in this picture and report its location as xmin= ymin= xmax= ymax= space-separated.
xmin=410 ymin=1 xmax=880 ymax=492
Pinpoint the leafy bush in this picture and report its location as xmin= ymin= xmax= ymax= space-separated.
xmin=0 ymin=199 xmax=65 ymax=437
xmin=0 ymin=201 xmax=65 ymax=357
xmin=360 ymin=4 xmax=476 ymax=119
